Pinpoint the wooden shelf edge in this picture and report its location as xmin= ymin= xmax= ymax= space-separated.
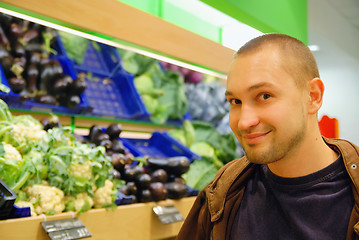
xmin=0 ymin=197 xmax=196 ymax=240
xmin=0 ymin=0 xmax=235 ymax=74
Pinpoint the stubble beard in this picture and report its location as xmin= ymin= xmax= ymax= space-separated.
xmin=240 ymin=123 xmax=307 ymax=165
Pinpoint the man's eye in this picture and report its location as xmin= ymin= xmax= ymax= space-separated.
xmin=229 ymin=99 xmax=242 ymax=105
xmin=259 ymin=93 xmax=271 ymax=100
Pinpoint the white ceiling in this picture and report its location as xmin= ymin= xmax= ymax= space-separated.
xmin=308 ymin=0 xmax=359 ymax=71
xmin=327 ymin=0 xmax=359 ymax=30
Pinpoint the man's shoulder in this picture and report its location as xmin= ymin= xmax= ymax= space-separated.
xmin=204 ymin=156 xmax=254 ymax=195
xmin=324 ymin=137 xmax=359 ymax=159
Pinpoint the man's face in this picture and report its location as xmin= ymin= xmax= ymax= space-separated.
xmin=225 ymin=49 xmax=309 ymax=164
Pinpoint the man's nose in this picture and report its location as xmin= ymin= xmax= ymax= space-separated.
xmin=238 ymin=105 xmax=260 ymax=131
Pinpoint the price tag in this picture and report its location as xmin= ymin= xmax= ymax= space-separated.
xmin=153 ymin=205 xmax=184 ymax=224
xmin=41 ymin=218 xmax=91 ymax=240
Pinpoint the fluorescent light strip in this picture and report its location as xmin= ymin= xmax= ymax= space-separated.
xmin=308 ymin=45 xmax=320 ymax=52
xmin=0 ymin=7 xmax=226 ymax=79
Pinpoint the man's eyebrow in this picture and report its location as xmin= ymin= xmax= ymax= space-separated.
xmin=248 ymin=82 xmax=274 ymax=92
xmin=225 ymin=90 xmax=232 ymax=97
xmin=225 ymin=82 xmax=274 ymax=97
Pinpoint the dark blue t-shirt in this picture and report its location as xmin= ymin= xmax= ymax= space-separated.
xmin=230 ymin=155 xmax=354 ymax=240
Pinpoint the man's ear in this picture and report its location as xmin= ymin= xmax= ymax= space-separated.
xmin=307 ymin=77 xmax=324 ymax=114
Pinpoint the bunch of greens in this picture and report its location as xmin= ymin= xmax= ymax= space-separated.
xmin=0 ymin=99 xmax=113 ymax=194
xmin=118 ymin=50 xmax=188 ymax=124
xmin=58 ymin=31 xmax=90 ymax=65
xmin=168 ymin=120 xmax=240 ymax=190
xmin=38 ymin=127 xmax=114 ymax=197
xmin=0 ymin=99 xmax=47 ymax=191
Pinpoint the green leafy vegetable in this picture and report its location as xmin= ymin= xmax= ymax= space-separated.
xmin=169 ymin=120 xmax=240 ymax=190
xmin=59 ymin=31 xmax=89 ymax=65
xmin=119 ymin=50 xmax=188 ymax=124
xmin=182 ymin=157 xmax=218 ymax=191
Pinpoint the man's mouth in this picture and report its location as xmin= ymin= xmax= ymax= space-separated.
xmin=242 ymin=131 xmax=271 ymax=144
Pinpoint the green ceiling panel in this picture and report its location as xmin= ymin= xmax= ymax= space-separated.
xmin=117 ymin=0 xmax=222 ymax=43
xmin=161 ymin=1 xmax=222 ymax=43
xmin=200 ymin=0 xmax=308 ymax=44
xmin=117 ymin=0 xmax=161 ymax=16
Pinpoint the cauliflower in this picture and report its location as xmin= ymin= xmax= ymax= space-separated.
xmin=65 ymin=192 xmax=94 ymax=213
xmin=2 ymin=142 xmax=22 ymax=160
xmin=94 ymin=180 xmax=114 ymax=208
xmin=23 ymin=182 xmax=65 ymax=215
xmin=69 ymin=160 xmax=92 ymax=179
xmin=15 ymin=201 xmax=37 ymax=217
xmin=12 ymin=122 xmax=46 ymax=143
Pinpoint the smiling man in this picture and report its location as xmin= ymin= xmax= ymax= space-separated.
xmin=176 ymin=33 xmax=359 ymax=240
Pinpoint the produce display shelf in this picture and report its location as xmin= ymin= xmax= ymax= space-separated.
xmin=0 ymin=56 xmax=92 ymax=115
xmin=53 ymin=35 xmax=121 ymax=77
xmin=123 ymin=131 xmax=200 ymax=162
xmin=0 ymin=197 xmax=196 ymax=240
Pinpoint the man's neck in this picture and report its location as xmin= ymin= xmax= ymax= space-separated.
xmin=267 ymin=134 xmax=338 ymax=178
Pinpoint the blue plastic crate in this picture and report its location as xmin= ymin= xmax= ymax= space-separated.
xmin=53 ymin=35 xmax=121 ymax=76
xmin=78 ymin=67 xmax=150 ymax=119
xmin=122 ymin=131 xmax=200 ymax=163
xmin=0 ymin=64 xmax=22 ymax=105
xmin=10 ymin=204 xmax=31 ymax=218
xmin=20 ymin=56 xmax=92 ymax=115
xmin=0 ymin=55 xmax=92 ymax=114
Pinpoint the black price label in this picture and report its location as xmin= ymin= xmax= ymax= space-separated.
xmin=153 ymin=205 xmax=184 ymax=224
xmin=41 ymin=218 xmax=91 ymax=240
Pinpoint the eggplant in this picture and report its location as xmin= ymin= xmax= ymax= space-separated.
xmin=39 ymin=59 xmax=63 ymax=90
xmin=8 ymin=76 xmax=26 ymax=93
xmin=19 ymin=89 xmax=34 ymax=102
xmin=150 ymin=169 xmax=168 ymax=183
xmin=125 ymin=182 xmax=138 ymax=195
xmin=40 ymin=114 xmax=61 ymax=130
xmin=8 ymin=23 xmax=23 ymax=41
xmin=24 ymin=42 xmax=44 ymax=53
xmin=111 ymin=169 xmax=121 ymax=180
xmin=70 ymin=77 xmax=87 ymax=95
xmin=59 ymin=94 xmax=80 ymax=108
xmin=111 ymin=153 xmax=127 ymax=173
xmin=164 ymin=182 xmax=188 ymax=200
xmin=173 ymin=177 xmax=186 ymax=185
xmin=123 ymin=167 xmax=137 ymax=182
xmin=50 ymin=74 xmax=72 ymax=94
xmin=149 ymin=182 xmax=167 ymax=202
xmin=88 ymin=125 xmax=102 ymax=142
xmin=11 ymin=41 xmax=26 ymax=58
xmin=28 ymin=22 xmax=44 ymax=33
xmin=25 ymin=63 xmax=39 ymax=93
xmin=0 ymin=55 xmax=13 ymax=78
xmin=105 ymin=123 xmax=122 ymax=140
xmin=0 ymin=25 xmax=9 ymax=48
xmin=123 ymin=165 xmax=144 ymax=182
xmin=92 ymin=132 xmax=110 ymax=146
xmin=26 ymin=51 xmax=41 ymax=66
xmin=111 ymin=139 xmax=126 ymax=154
xmin=133 ymin=165 xmax=145 ymax=175
xmin=65 ymin=94 xmax=80 ymax=108
xmin=135 ymin=173 xmax=151 ymax=189
xmin=35 ymin=94 xmax=57 ymax=105
xmin=0 ymin=13 xmax=13 ymax=31
xmin=19 ymin=29 xmax=39 ymax=44
xmin=147 ymin=156 xmax=190 ymax=176
xmin=0 ymin=44 xmax=10 ymax=60
xmin=137 ymin=189 xmax=152 ymax=203
xmin=99 ymin=139 xmax=112 ymax=151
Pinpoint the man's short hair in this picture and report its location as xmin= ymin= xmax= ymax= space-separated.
xmin=236 ymin=33 xmax=320 ymax=88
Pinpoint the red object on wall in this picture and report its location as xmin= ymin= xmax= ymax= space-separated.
xmin=318 ymin=115 xmax=339 ymax=138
